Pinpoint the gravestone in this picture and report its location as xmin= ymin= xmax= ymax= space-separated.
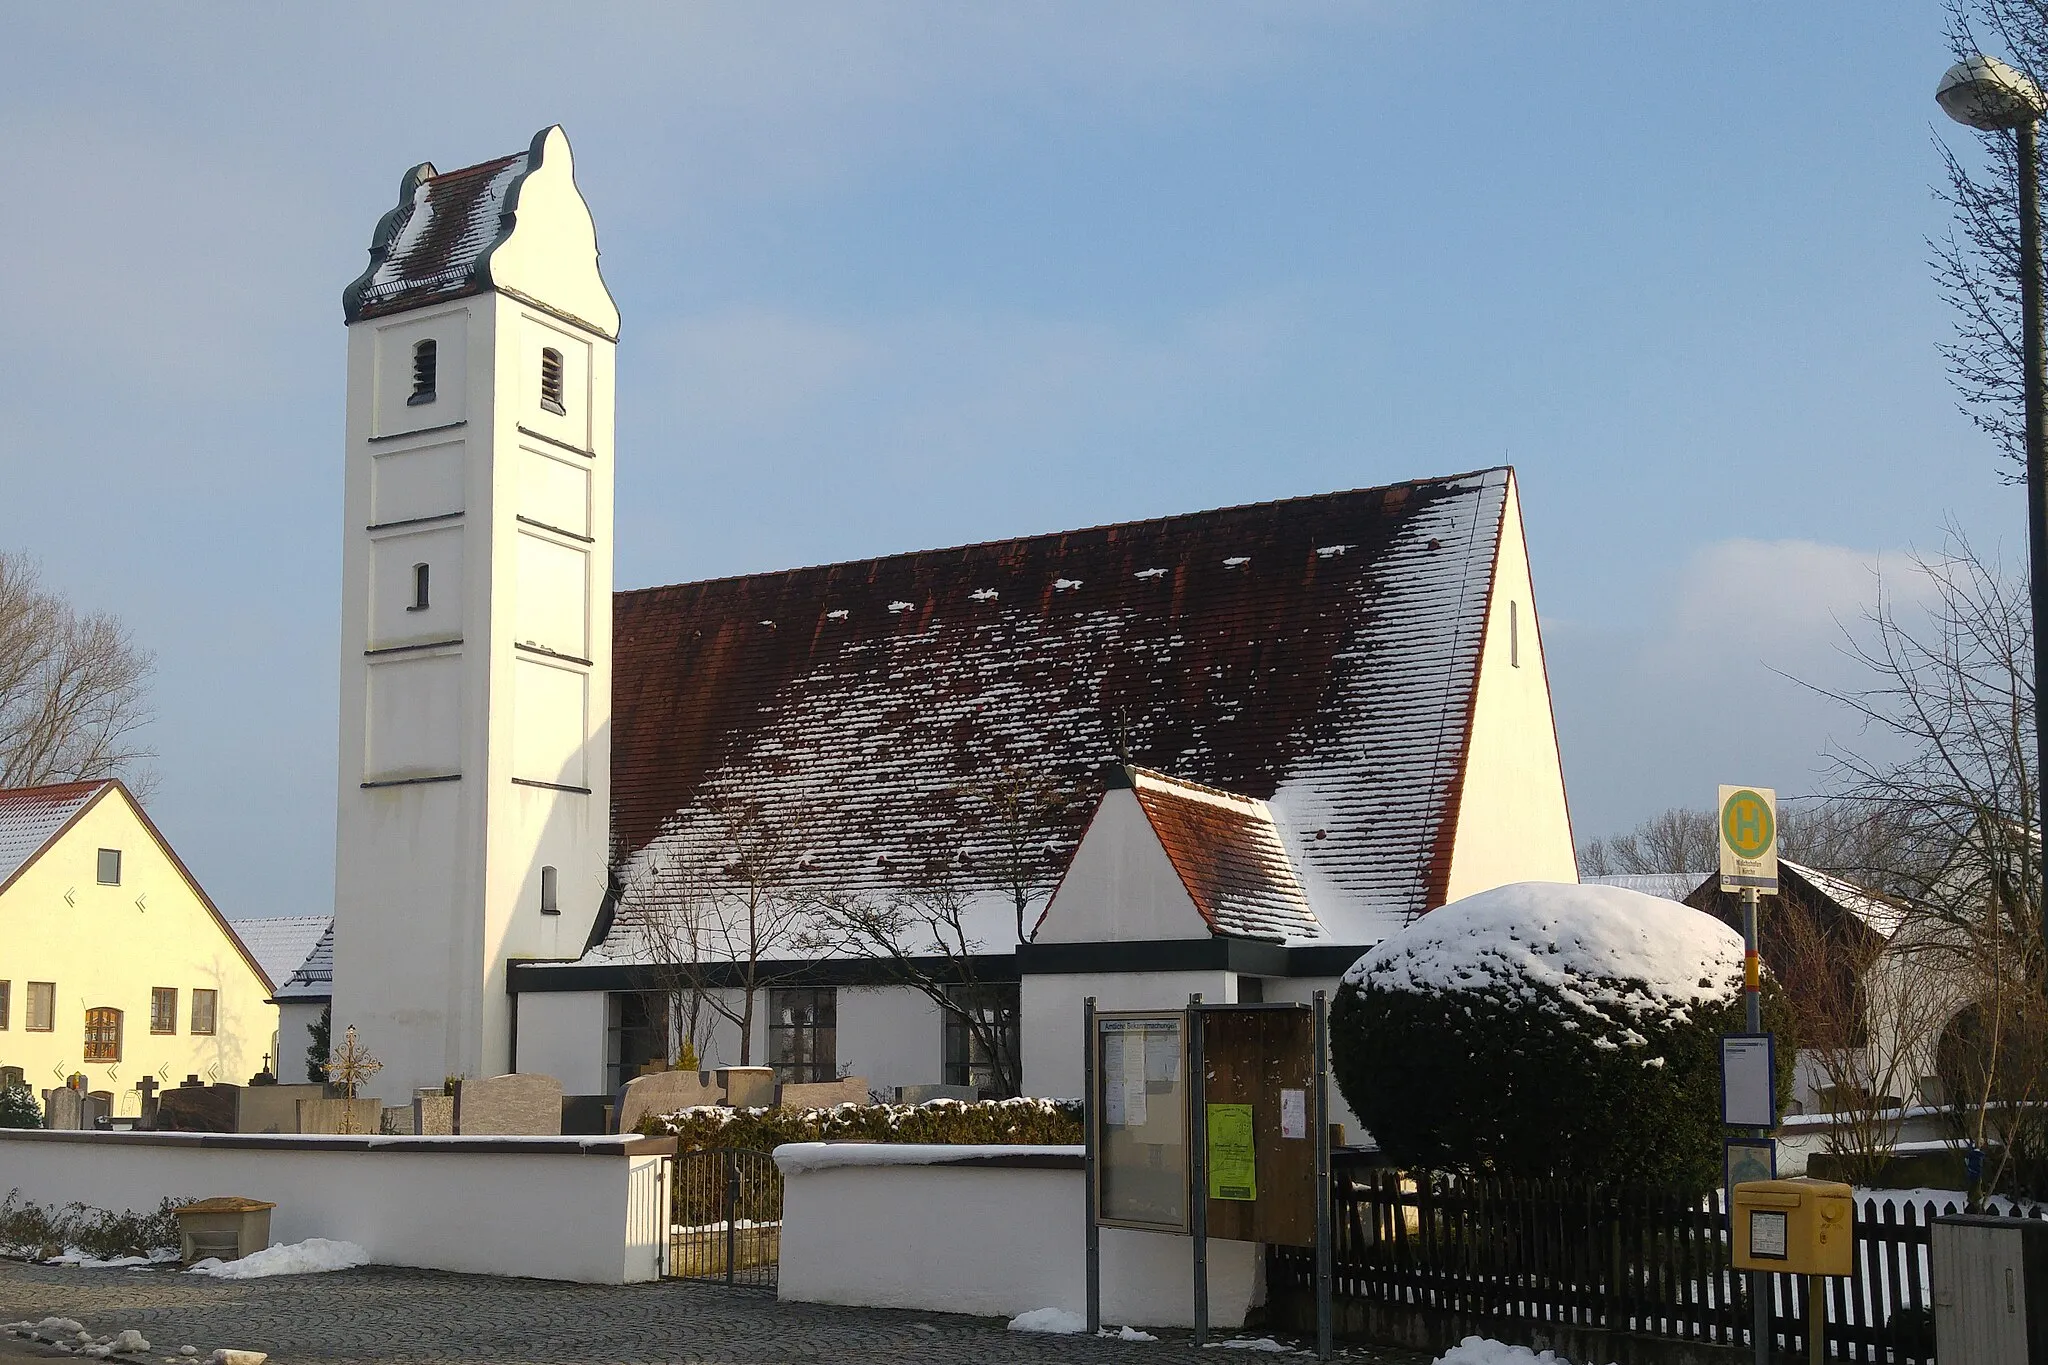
xmin=42 ymin=1086 xmax=83 ymax=1130
xmin=0 ymin=1065 xmax=24 ymax=1090
xmin=614 ymin=1070 xmax=723 ymax=1134
xmin=85 ymin=1091 xmax=113 ymax=1128
xmin=133 ymin=1075 xmax=159 ymax=1128
xmin=413 ymin=1091 xmax=454 ymax=1135
xmin=380 ymin=1106 xmax=410 ymax=1135
xmin=154 ymin=1083 xmax=240 ymax=1133
xmin=453 ymin=1073 xmax=562 ymax=1135
xmin=561 ymin=1094 xmax=609 ymax=1135
xmin=898 ymin=1083 xmax=979 ymax=1105
xmin=778 ymin=1077 xmax=870 ymax=1109
xmin=236 ymin=1083 xmax=325 ymax=1134
xmin=716 ymin=1066 xmax=776 ymax=1109
xmin=296 ymin=1097 xmax=382 ymax=1134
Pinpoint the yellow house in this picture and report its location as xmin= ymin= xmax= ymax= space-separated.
xmin=0 ymin=780 xmax=275 ymax=1117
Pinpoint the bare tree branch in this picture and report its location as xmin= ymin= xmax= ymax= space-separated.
xmin=0 ymin=552 xmax=153 ymax=793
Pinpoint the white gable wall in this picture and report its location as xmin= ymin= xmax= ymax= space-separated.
xmin=1033 ymin=789 xmax=1209 ymax=944
xmin=1443 ymin=472 xmax=1578 ymax=902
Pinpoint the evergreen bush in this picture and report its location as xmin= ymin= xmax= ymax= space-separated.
xmin=0 ymin=1081 xmax=40 ymax=1130
xmin=1332 ymin=881 xmax=1795 ymax=1194
xmin=638 ymin=1095 xmax=1080 ymax=1150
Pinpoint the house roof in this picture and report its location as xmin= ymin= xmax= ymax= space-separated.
xmin=1779 ymin=860 xmax=1907 ymax=939
xmin=274 ymin=920 xmax=334 ymax=1001
xmin=1583 ymin=872 xmax=1711 ymax=903
xmin=1124 ymin=768 xmax=1320 ymax=942
xmin=606 ymin=467 xmax=1511 ymax=948
xmin=228 ymin=915 xmax=333 ymax=995
xmin=342 ymin=147 xmax=531 ymax=322
xmin=0 ymin=780 xmax=107 ymax=893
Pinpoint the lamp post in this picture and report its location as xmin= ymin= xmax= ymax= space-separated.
xmin=1939 ymin=54 xmax=2048 ymax=1000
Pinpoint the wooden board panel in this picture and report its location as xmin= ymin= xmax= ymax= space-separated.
xmin=1200 ymin=1005 xmax=1316 ymax=1247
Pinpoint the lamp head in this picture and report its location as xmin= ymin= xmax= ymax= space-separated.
xmin=1938 ymin=54 xmax=2046 ymax=130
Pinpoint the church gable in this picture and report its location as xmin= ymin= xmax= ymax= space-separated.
xmin=610 ymin=467 xmax=1511 ymax=945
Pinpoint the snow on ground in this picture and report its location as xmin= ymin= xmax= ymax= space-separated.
xmin=1215 ymin=1337 xmax=1296 ymax=1351
xmin=1432 ymin=1338 xmax=1610 ymax=1365
xmin=1007 ymin=1308 xmax=1087 ymax=1334
xmin=1109 ymin=1326 xmax=1158 ymax=1341
xmin=187 ymin=1238 xmax=368 ymax=1279
xmin=1345 ymin=881 xmax=1744 ymax=1018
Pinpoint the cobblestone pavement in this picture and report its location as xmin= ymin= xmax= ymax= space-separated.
xmin=0 ymin=1262 xmax=1434 ymax=1365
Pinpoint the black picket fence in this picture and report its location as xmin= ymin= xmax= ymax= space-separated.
xmin=1267 ymin=1155 xmax=2046 ymax=1362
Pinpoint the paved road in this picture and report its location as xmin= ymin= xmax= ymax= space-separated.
xmin=0 ymin=1262 xmax=1431 ymax=1365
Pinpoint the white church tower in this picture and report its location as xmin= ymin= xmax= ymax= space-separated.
xmin=329 ymin=127 xmax=617 ymax=1101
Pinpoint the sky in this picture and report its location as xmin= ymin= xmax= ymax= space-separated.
xmin=0 ymin=4 xmax=2020 ymax=920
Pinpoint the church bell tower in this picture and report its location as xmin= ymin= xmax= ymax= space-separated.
xmin=328 ymin=127 xmax=617 ymax=1100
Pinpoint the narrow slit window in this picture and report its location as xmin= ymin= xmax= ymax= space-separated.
xmin=540 ymin=348 xmax=566 ymax=415
xmin=1510 ymin=601 xmax=1520 ymax=668
xmin=409 ymin=339 xmax=437 ymax=405
xmin=540 ymin=865 xmax=559 ymax=916
xmin=409 ymin=563 xmax=430 ymax=612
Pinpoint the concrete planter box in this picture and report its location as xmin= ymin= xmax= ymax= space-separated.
xmin=174 ymin=1196 xmax=275 ymax=1264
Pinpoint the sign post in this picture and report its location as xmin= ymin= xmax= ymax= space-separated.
xmin=1720 ymin=784 xmax=1779 ymax=1365
xmin=1083 ymin=996 xmax=1100 ymax=1336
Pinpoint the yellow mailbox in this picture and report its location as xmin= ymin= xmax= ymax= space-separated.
xmin=1731 ymin=1177 xmax=1854 ymax=1276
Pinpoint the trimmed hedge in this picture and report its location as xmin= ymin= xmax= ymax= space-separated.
xmin=637 ymin=1096 xmax=1081 ymax=1151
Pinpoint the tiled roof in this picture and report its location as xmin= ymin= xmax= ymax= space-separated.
xmin=227 ymin=915 xmax=333 ymax=994
xmin=1779 ymin=861 xmax=1907 ymax=939
xmin=1583 ymin=872 xmax=1712 ymax=903
xmin=275 ymin=921 xmax=334 ymax=1000
xmin=0 ymin=780 xmax=110 ymax=893
xmin=608 ymin=468 xmax=1509 ymax=947
xmin=342 ymin=150 xmax=530 ymax=321
xmin=1126 ymin=769 xmax=1320 ymax=942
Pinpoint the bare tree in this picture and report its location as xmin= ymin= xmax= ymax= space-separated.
xmin=1577 ymin=807 xmax=1719 ymax=877
xmin=974 ymin=761 xmax=1076 ymax=944
xmin=1578 ymin=800 xmax=1931 ymax=895
xmin=0 ymin=552 xmax=153 ymax=791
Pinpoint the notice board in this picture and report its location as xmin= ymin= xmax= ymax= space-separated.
xmin=1095 ymin=1012 xmax=1189 ymax=1232
xmin=1200 ymin=1005 xmax=1316 ymax=1248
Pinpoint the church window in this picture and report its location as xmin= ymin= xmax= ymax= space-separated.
xmin=540 ymin=865 xmax=559 ymax=915
xmin=409 ymin=339 xmax=437 ymax=405
xmin=97 ymin=848 xmax=121 ymax=885
xmin=0 ymin=979 xmax=10 ymax=1029
xmin=26 ymin=982 xmax=54 ymax=1032
xmin=942 ymin=983 xmax=1019 ymax=1096
xmin=540 ymin=348 xmax=566 ymax=415
xmin=150 ymin=987 xmax=177 ymax=1035
xmin=409 ymin=563 xmax=430 ymax=612
xmin=191 ymin=989 xmax=217 ymax=1036
xmin=83 ymin=1007 xmax=122 ymax=1062
xmin=769 ymin=987 xmax=837 ymax=1084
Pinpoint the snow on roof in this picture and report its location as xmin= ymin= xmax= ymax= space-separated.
xmin=0 ymin=780 xmax=110 ymax=893
xmin=275 ymin=921 xmax=334 ymax=1000
xmin=607 ymin=468 xmax=1510 ymax=951
xmin=1127 ymin=769 xmax=1321 ymax=942
xmin=1344 ymin=880 xmax=1745 ymax=1018
xmin=342 ymin=150 xmax=529 ymax=321
xmin=1779 ymin=860 xmax=1907 ymax=939
xmin=1583 ymin=872 xmax=1713 ymax=903
xmin=228 ymin=915 xmax=332 ymax=994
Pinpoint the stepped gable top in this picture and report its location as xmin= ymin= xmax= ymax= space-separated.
xmin=1122 ymin=767 xmax=1321 ymax=943
xmin=610 ymin=467 xmax=1513 ymax=945
xmin=0 ymin=779 xmax=108 ymax=892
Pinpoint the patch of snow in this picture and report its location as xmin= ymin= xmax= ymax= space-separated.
xmin=970 ymin=588 xmax=998 ymax=601
xmin=44 ymin=1249 xmax=161 ymax=1270
xmin=1108 ymin=1326 xmax=1159 ymax=1341
xmin=1134 ymin=568 xmax=1169 ymax=580
xmin=1345 ymin=881 xmax=1744 ymax=1019
xmin=774 ymin=1142 xmax=1080 ymax=1174
xmin=888 ymin=601 xmax=915 ymax=613
xmin=826 ymin=609 xmax=849 ymax=620
xmin=1008 ymin=1308 xmax=1087 ymax=1334
xmin=186 ymin=1238 xmax=369 ymax=1279
xmin=1315 ymin=545 xmax=1353 ymax=558
xmin=109 ymin=1330 xmax=149 ymax=1354
xmin=1432 ymin=1337 xmax=1608 ymax=1365
xmin=1054 ymin=579 xmax=1083 ymax=591
xmin=1215 ymin=1337 xmax=1296 ymax=1351
xmin=1223 ymin=556 xmax=1250 ymax=567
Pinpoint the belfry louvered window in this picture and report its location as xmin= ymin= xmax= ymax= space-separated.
xmin=540 ymin=348 xmax=566 ymax=415
xmin=409 ymin=563 xmax=429 ymax=612
xmin=409 ymin=339 xmax=437 ymax=405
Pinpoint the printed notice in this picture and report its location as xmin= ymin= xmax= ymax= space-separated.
xmin=1103 ymin=1078 xmax=1126 ymax=1128
xmin=1122 ymin=1025 xmax=1149 ymax=1128
xmin=1749 ymin=1210 xmax=1788 ymax=1260
xmin=1280 ymin=1088 xmax=1307 ymax=1140
xmin=1207 ymin=1103 xmax=1257 ymax=1201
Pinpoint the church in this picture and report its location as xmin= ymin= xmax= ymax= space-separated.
xmin=321 ymin=127 xmax=1580 ymax=1119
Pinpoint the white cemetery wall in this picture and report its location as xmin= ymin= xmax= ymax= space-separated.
xmin=0 ymin=1130 xmax=670 ymax=1283
xmin=275 ymin=1002 xmax=328 ymax=1084
xmin=775 ymin=1144 xmax=1258 ymax=1328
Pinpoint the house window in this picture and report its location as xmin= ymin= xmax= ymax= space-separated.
xmin=769 ymin=988 xmax=837 ymax=1084
xmin=0 ymin=980 xmax=10 ymax=1030
xmin=26 ymin=982 xmax=54 ymax=1032
xmin=409 ymin=562 xmax=430 ymax=612
xmin=540 ymin=865 xmax=559 ymax=915
xmin=604 ymin=991 xmax=666 ymax=1095
xmin=97 ymin=848 xmax=121 ymax=885
xmin=539 ymin=347 xmax=566 ymax=415
xmin=1510 ymin=600 xmax=1520 ymax=668
xmin=191 ymin=989 xmax=217 ymax=1037
xmin=409 ymin=339 xmax=437 ymax=405
xmin=150 ymin=987 xmax=177 ymax=1035
xmin=83 ymin=1007 xmax=122 ymax=1063
xmin=942 ymin=983 xmax=1020 ymax=1096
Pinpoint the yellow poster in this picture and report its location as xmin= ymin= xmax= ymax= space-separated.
xmin=1207 ymin=1103 xmax=1256 ymax=1201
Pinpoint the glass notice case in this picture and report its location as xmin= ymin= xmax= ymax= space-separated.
xmin=1094 ymin=1011 xmax=1189 ymax=1232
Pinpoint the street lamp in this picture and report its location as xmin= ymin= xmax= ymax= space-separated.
xmin=1938 ymin=54 xmax=2048 ymax=1000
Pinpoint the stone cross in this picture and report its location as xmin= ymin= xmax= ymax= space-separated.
xmin=134 ymin=1075 xmax=159 ymax=1127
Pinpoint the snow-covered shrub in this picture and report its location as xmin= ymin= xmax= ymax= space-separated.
xmin=0 ymin=1081 xmax=39 ymax=1130
xmin=640 ymin=1095 xmax=1080 ymax=1150
xmin=1333 ymin=881 xmax=1794 ymax=1192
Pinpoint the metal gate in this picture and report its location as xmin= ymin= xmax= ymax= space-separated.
xmin=665 ymin=1147 xmax=782 ymax=1289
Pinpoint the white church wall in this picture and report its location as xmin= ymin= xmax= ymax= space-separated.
xmin=1020 ymin=969 xmax=1235 ymax=1099
xmin=518 ymin=990 xmax=610 ymax=1095
xmin=276 ymin=1001 xmax=327 ymax=1083
xmin=0 ymin=1130 xmax=667 ymax=1285
xmin=1442 ymin=472 xmax=1579 ymax=902
xmin=1033 ymin=788 xmax=1209 ymax=944
xmin=837 ymin=987 xmax=945 ymax=1093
